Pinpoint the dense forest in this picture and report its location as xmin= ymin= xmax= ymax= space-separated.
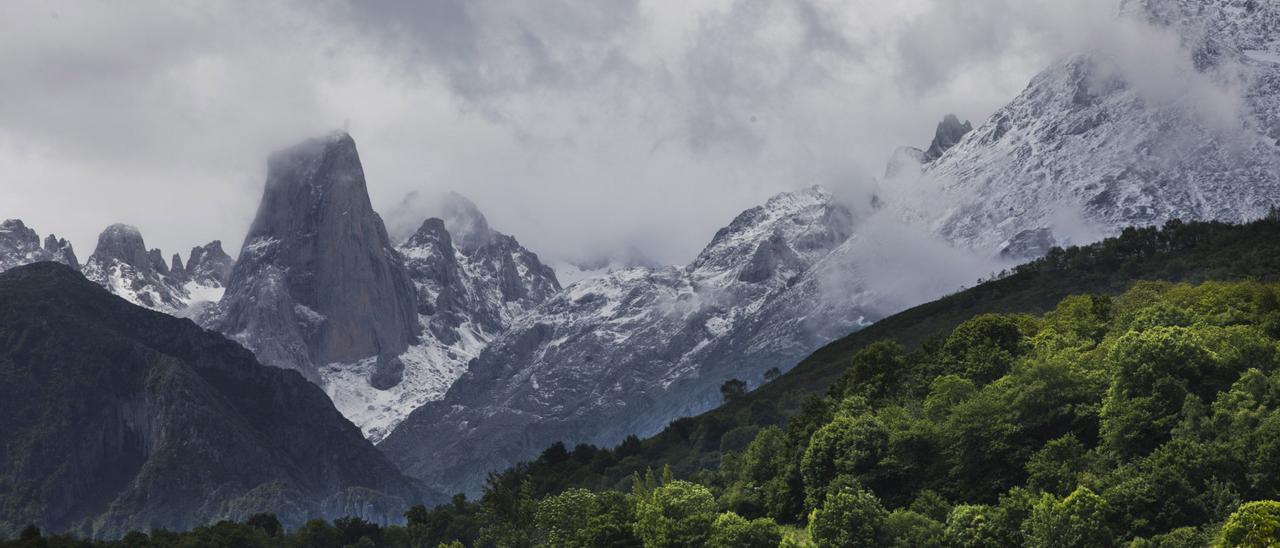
xmin=9 ymin=216 xmax=1280 ymax=547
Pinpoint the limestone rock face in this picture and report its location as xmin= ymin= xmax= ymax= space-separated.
xmin=211 ymin=132 xmax=420 ymax=380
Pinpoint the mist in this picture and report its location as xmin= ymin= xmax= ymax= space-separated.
xmin=0 ymin=0 xmax=1242 ymax=275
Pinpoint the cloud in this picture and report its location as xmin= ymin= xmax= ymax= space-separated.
xmin=0 ymin=0 xmax=1209 ymax=272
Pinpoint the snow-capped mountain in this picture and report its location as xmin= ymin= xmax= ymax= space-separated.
xmin=0 ymin=219 xmax=78 ymax=273
xmin=323 ymin=193 xmax=560 ymax=442
xmin=204 ymin=132 xmax=559 ymax=441
xmin=898 ymin=0 xmax=1280 ymax=259
xmin=380 ymin=186 xmax=864 ymax=495
xmin=380 ymin=0 xmax=1280 ymax=497
xmin=82 ymin=224 xmax=230 ymax=315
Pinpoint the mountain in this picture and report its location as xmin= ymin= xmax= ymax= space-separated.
xmin=82 ymin=224 xmax=190 ymax=314
xmin=897 ymin=0 xmax=1280 ymax=259
xmin=322 ymin=193 xmax=561 ymax=442
xmin=380 ymin=186 xmax=861 ymax=496
xmin=79 ymin=224 xmax=232 ymax=317
xmin=479 ymin=216 xmax=1280 ymax=521
xmin=0 ymin=262 xmax=419 ymax=538
xmin=381 ymin=0 xmax=1280 ymax=498
xmin=0 ymin=219 xmax=78 ymax=273
xmin=209 ymin=132 xmax=421 ymax=383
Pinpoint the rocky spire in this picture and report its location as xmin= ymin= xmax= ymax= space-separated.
xmin=923 ymin=114 xmax=973 ymax=162
xmin=170 ymin=253 xmax=186 ymax=279
xmin=212 ymin=132 xmax=420 ymax=380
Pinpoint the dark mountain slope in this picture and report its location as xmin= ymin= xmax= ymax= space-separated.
xmin=0 ymin=263 xmax=419 ymax=538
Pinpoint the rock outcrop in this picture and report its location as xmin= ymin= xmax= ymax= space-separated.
xmin=0 ymin=219 xmax=78 ymax=273
xmin=211 ymin=132 xmax=420 ymax=381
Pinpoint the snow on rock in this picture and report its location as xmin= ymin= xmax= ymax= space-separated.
xmin=381 ymin=0 xmax=1280 ymax=498
xmin=81 ymin=224 xmax=232 ymax=315
xmin=322 ymin=194 xmax=561 ymax=442
xmin=380 ymin=186 xmax=864 ymax=496
xmin=910 ymin=0 xmax=1280 ymax=259
xmin=0 ymin=219 xmax=79 ymax=273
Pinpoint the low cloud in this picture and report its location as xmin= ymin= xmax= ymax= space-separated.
xmin=0 ymin=0 xmax=1250 ymax=275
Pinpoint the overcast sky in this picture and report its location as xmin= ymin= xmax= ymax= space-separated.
xmin=0 ymin=0 xmax=1120 ymax=267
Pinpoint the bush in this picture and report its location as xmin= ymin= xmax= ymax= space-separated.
xmin=807 ymin=487 xmax=888 ymax=548
xmin=706 ymin=512 xmax=782 ymax=548
xmin=1216 ymin=500 xmax=1280 ymax=547
xmin=633 ymin=480 xmax=717 ymax=548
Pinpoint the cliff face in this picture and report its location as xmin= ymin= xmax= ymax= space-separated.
xmin=212 ymin=132 xmax=420 ymax=380
xmin=0 ymin=263 xmax=419 ymax=539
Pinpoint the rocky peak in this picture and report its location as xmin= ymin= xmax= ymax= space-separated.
xmin=90 ymin=224 xmax=152 ymax=275
xmin=0 ymin=220 xmax=79 ymax=273
xmin=689 ymin=186 xmax=854 ymax=288
xmin=401 ymin=218 xmax=465 ymax=319
xmin=185 ymin=241 xmax=235 ymax=286
xmin=923 ymin=114 xmax=973 ymax=162
xmin=0 ymin=219 xmax=38 ymax=250
xmin=212 ymin=132 xmax=420 ymax=380
xmin=440 ymin=192 xmax=493 ymax=255
xmin=405 ymin=217 xmax=455 ymax=252
xmin=82 ymin=223 xmax=194 ymax=313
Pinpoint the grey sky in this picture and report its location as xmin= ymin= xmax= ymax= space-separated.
xmin=0 ymin=0 xmax=1117 ymax=267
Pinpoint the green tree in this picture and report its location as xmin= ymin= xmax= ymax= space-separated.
xmin=1101 ymin=327 xmax=1217 ymax=457
xmin=829 ymin=340 xmax=907 ymax=402
xmin=943 ymin=505 xmax=1000 ymax=548
xmin=705 ymin=512 xmax=782 ymax=548
xmin=807 ymin=487 xmax=888 ymax=548
xmin=633 ymin=480 xmax=717 ymax=548
xmin=578 ymin=491 xmax=642 ymax=548
xmin=1216 ymin=500 xmax=1280 ymax=547
xmin=1026 ymin=435 xmax=1092 ymax=496
xmin=1022 ymin=486 xmax=1111 ymax=548
xmin=884 ymin=509 xmax=944 ymax=547
xmin=800 ymin=414 xmax=888 ymax=509
xmin=942 ymin=314 xmax=1038 ymax=384
xmin=534 ymin=488 xmax=597 ymax=547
